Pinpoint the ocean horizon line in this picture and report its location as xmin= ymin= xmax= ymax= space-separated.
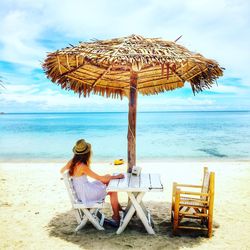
xmin=2 ymin=110 xmax=250 ymax=115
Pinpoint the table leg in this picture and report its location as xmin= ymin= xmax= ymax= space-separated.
xmin=128 ymin=192 xmax=155 ymax=235
xmin=140 ymin=201 xmax=154 ymax=228
xmin=125 ymin=192 xmax=138 ymax=216
xmin=116 ymin=192 xmax=143 ymax=234
xmin=116 ymin=202 xmax=136 ymax=234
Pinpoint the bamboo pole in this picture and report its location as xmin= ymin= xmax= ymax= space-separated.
xmin=127 ymin=71 xmax=138 ymax=173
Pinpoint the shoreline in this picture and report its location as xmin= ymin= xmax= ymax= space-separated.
xmin=1 ymin=158 xmax=250 ymax=164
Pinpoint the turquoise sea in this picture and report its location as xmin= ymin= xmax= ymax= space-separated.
xmin=0 ymin=111 xmax=250 ymax=162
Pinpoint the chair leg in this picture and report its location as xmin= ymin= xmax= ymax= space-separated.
xmin=75 ymin=208 xmax=105 ymax=232
xmin=171 ymin=182 xmax=177 ymax=223
xmin=208 ymin=172 xmax=215 ymax=238
xmin=95 ymin=208 xmax=105 ymax=226
xmin=173 ymin=189 xmax=180 ymax=235
xmin=208 ymin=213 xmax=213 ymax=238
xmin=74 ymin=209 xmax=82 ymax=224
xmin=75 ymin=215 xmax=88 ymax=232
xmin=82 ymin=208 xmax=105 ymax=230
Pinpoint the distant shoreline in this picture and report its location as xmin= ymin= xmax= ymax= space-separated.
xmin=1 ymin=158 xmax=250 ymax=164
xmin=2 ymin=110 xmax=250 ymax=115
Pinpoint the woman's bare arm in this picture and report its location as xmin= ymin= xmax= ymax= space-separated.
xmin=79 ymin=165 xmax=109 ymax=182
xmin=81 ymin=165 xmax=124 ymax=183
xmin=60 ymin=160 xmax=72 ymax=174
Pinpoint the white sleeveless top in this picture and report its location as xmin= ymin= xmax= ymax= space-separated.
xmin=72 ymin=175 xmax=107 ymax=206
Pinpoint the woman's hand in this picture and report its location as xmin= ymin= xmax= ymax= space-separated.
xmin=114 ymin=173 xmax=125 ymax=179
xmin=101 ymin=174 xmax=112 ymax=184
xmin=101 ymin=173 xmax=124 ymax=184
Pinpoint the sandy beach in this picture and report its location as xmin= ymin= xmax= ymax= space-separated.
xmin=0 ymin=161 xmax=250 ymax=250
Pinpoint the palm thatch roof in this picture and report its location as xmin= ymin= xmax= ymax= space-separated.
xmin=43 ymin=34 xmax=224 ymax=99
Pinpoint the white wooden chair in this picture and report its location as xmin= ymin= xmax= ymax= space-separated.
xmin=62 ymin=171 xmax=106 ymax=232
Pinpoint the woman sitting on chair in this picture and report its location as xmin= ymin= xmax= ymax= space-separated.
xmin=61 ymin=139 xmax=124 ymax=225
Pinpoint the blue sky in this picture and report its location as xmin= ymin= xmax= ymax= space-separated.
xmin=0 ymin=0 xmax=249 ymax=112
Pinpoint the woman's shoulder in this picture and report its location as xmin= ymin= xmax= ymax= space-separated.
xmin=75 ymin=162 xmax=88 ymax=169
xmin=73 ymin=162 xmax=88 ymax=175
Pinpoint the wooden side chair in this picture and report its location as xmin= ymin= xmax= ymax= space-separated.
xmin=62 ymin=171 xmax=106 ymax=232
xmin=171 ymin=167 xmax=215 ymax=237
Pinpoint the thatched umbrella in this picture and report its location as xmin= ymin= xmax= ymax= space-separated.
xmin=43 ymin=34 xmax=224 ymax=172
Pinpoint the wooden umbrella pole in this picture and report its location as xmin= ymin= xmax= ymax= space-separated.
xmin=127 ymin=71 xmax=138 ymax=173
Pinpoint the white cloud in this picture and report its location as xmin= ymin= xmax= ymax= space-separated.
xmin=138 ymin=95 xmax=215 ymax=110
xmin=4 ymin=84 xmax=38 ymax=93
xmin=208 ymin=84 xmax=247 ymax=94
xmin=0 ymin=83 xmax=128 ymax=111
xmin=0 ymin=8 xmax=47 ymax=67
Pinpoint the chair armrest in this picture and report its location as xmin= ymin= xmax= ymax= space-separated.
xmin=176 ymin=184 xmax=202 ymax=188
xmin=180 ymin=191 xmax=209 ymax=196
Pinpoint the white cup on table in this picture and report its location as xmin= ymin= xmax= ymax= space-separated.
xmin=131 ymin=166 xmax=142 ymax=176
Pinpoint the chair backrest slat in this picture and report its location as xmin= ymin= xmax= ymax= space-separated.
xmin=201 ymin=167 xmax=210 ymax=193
xmin=201 ymin=167 xmax=210 ymax=200
xmin=63 ymin=171 xmax=80 ymax=205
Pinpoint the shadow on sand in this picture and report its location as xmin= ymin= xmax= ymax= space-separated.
xmin=47 ymin=202 xmax=213 ymax=250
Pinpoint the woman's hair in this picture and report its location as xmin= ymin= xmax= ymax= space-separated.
xmin=69 ymin=151 xmax=91 ymax=176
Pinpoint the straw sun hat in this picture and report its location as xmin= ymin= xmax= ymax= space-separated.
xmin=72 ymin=139 xmax=91 ymax=155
